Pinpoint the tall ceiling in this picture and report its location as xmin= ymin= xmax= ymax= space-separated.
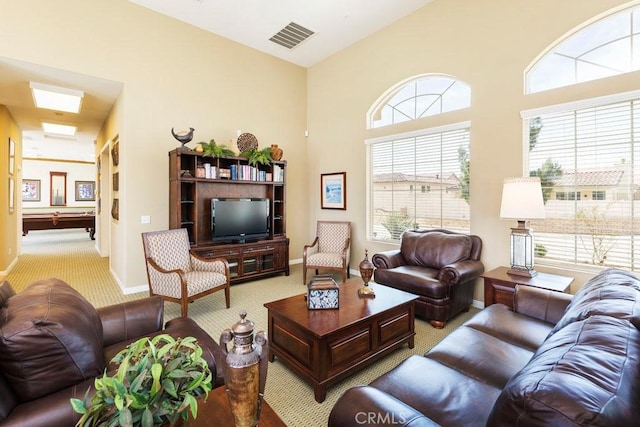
xmin=128 ymin=0 xmax=433 ymax=67
xmin=3 ymin=0 xmax=432 ymax=161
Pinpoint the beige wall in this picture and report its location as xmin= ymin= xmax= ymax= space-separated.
xmin=3 ymin=0 xmax=639 ymax=299
xmin=306 ymin=0 xmax=637 ymax=297
xmin=0 ymin=0 xmax=307 ymax=290
xmin=0 ymin=106 xmax=21 ymax=275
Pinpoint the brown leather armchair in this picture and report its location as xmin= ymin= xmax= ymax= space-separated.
xmin=0 ymin=278 xmax=223 ymax=427
xmin=373 ymin=229 xmax=484 ymax=328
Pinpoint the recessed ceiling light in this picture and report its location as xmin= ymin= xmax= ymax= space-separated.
xmin=42 ymin=122 xmax=77 ymax=136
xmin=30 ymin=82 xmax=84 ymax=113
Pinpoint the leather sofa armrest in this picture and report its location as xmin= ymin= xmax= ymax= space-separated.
xmin=439 ymin=259 xmax=485 ymax=285
xmin=97 ymin=296 xmax=164 ymax=347
xmin=329 ymin=386 xmax=440 ymax=427
xmin=372 ymin=250 xmax=405 ymax=269
xmin=514 ymin=285 xmax=572 ymax=325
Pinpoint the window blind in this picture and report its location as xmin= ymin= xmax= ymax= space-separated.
xmin=368 ymin=125 xmax=471 ymax=241
xmin=528 ymin=98 xmax=640 ymax=271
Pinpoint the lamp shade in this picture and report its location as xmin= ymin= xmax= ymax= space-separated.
xmin=500 ymin=177 xmax=546 ymax=220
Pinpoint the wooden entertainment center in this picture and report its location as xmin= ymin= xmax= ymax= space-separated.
xmin=169 ymin=148 xmax=289 ymax=283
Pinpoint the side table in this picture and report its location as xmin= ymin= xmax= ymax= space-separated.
xmin=482 ymin=266 xmax=574 ymax=309
xmin=184 ymin=386 xmax=286 ymax=426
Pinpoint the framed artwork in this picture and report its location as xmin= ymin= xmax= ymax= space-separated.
xmin=8 ymin=177 xmax=14 ymax=213
xmin=50 ymin=171 xmax=67 ymax=206
xmin=321 ymin=172 xmax=347 ymax=210
xmin=8 ymin=138 xmax=15 ymax=175
xmin=75 ymin=180 xmax=96 ymax=201
xmin=111 ymin=141 xmax=119 ymax=166
xmin=22 ymin=179 xmax=41 ymax=202
xmin=111 ymin=198 xmax=119 ymax=220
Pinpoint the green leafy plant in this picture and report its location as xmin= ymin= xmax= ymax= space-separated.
xmin=239 ymin=147 xmax=273 ymax=166
xmin=197 ymin=139 xmax=235 ymax=158
xmin=70 ymin=334 xmax=212 ymax=427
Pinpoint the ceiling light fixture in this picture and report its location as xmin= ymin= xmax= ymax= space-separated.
xmin=30 ymin=82 xmax=84 ymax=113
xmin=42 ymin=122 xmax=77 ymax=136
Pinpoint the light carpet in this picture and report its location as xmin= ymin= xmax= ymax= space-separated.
xmin=5 ymin=229 xmax=479 ymax=426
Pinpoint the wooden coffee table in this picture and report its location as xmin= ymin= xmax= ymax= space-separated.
xmin=264 ymin=278 xmax=418 ymax=402
xmin=184 ymin=385 xmax=285 ymax=426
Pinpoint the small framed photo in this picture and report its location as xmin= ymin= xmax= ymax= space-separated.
xmin=321 ymin=172 xmax=346 ymax=210
xmin=8 ymin=177 xmax=14 ymax=213
xmin=8 ymin=138 xmax=15 ymax=175
xmin=22 ymin=179 xmax=41 ymax=202
xmin=111 ymin=141 xmax=119 ymax=166
xmin=75 ymin=181 xmax=96 ymax=201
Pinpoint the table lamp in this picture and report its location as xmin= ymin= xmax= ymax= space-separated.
xmin=500 ymin=177 xmax=546 ymax=277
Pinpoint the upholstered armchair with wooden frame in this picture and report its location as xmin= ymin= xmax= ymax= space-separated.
xmin=141 ymin=228 xmax=230 ymax=317
xmin=303 ymin=221 xmax=351 ymax=285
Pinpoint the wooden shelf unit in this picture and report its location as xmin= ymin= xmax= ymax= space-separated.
xmin=169 ymin=148 xmax=289 ymax=283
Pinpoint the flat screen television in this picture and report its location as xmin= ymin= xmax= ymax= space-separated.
xmin=211 ymin=198 xmax=270 ymax=243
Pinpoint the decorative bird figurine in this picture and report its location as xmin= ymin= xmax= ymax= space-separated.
xmin=171 ymin=127 xmax=195 ymax=148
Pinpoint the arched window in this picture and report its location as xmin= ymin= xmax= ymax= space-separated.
xmin=523 ymin=3 xmax=640 ymax=273
xmin=526 ymin=5 xmax=640 ymax=94
xmin=368 ymin=75 xmax=470 ymax=129
xmin=366 ymin=74 xmax=472 ymax=242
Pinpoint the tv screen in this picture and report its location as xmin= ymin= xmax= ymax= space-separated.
xmin=211 ymin=198 xmax=269 ymax=242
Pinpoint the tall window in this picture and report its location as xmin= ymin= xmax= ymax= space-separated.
xmin=369 ymin=75 xmax=471 ymax=128
xmin=367 ymin=123 xmax=471 ymax=242
xmin=526 ymin=5 xmax=640 ymax=94
xmin=524 ymin=92 xmax=640 ymax=272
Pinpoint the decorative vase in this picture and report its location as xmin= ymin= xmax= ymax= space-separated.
xmin=219 ymin=311 xmax=269 ymax=427
xmin=358 ymin=250 xmax=375 ymax=297
xmin=270 ymin=144 xmax=283 ymax=161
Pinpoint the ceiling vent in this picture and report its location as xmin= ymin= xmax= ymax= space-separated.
xmin=269 ymin=22 xmax=314 ymax=50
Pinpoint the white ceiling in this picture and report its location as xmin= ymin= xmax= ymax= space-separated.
xmin=128 ymin=0 xmax=433 ymax=67
xmin=3 ymin=0 xmax=431 ymax=161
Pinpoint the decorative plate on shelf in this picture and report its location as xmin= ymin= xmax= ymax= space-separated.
xmin=237 ymin=133 xmax=258 ymax=152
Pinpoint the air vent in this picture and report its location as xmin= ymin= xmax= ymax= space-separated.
xmin=269 ymin=22 xmax=314 ymax=50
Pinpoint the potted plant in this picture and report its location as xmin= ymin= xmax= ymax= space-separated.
xmin=70 ymin=334 xmax=212 ymax=427
xmin=196 ymin=139 xmax=235 ymax=158
xmin=239 ymin=147 xmax=273 ymax=166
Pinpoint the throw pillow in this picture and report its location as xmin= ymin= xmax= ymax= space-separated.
xmin=0 ymin=278 xmax=104 ymax=402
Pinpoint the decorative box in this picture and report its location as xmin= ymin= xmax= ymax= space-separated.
xmin=306 ymin=275 xmax=339 ymax=309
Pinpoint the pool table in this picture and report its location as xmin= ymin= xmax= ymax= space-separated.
xmin=22 ymin=212 xmax=95 ymax=240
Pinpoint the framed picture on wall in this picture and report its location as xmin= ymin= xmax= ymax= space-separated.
xmin=22 ymin=179 xmax=41 ymax=202
xmin=75 ymin=181 xmax=96 ymax=201
xmin=8 ymin=138 xmax=15 ymax=175
xmin=321 ymin=172 xmax=347 ymax=210
xmin=8 ymin=177 xmax=14 ymax=213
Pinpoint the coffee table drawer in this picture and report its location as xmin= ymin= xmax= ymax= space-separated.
xmin=271 ymin=320 xmax=312 ymax=366
xmin=329 ymin=327 xmax=371 ymax=367
xmin=379 ymin=310 xmax=412 ymax=345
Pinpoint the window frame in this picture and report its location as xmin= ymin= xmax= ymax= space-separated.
xmin=522 ymin=90 xmax=640 ymax=273
xmin=365 ymin=121 xmax=472 ymax=243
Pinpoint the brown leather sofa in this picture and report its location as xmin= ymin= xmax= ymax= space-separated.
xmin=372 ymin=229 xmax=484 ymax=328
xmin=329 ymin=268 xmax=640 ymax=426
xmin=0 ymin=278 xmax=223 ymax=427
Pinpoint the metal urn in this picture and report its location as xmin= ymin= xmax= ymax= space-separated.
xmin=219 ymin=311 xmax=269 ymax=427
xmin=358 ymin=249 xmax=375 ymax=297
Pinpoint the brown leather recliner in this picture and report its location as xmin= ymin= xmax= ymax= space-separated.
xmin=0 ymin=278 xmax=223 ymax=427
xmin=373 ymin=229 xmax=484 ymax=328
